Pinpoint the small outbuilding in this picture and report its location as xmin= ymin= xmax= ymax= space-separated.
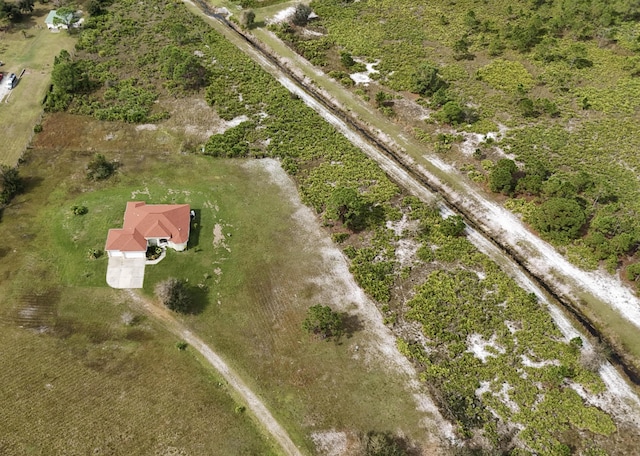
xmin=45 ymin=10 xmax=79 ymax=31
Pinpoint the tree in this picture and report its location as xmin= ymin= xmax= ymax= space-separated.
xmin=18 ymin=0 xmax=34 ymax=14
xmin=290 ymin=3 xmax=312 ymax=26
xmin=302 ymin=304 xmax=343 ymax=339
xmin=53 ymin=6 xmax=79 ymax=32
xmin=530 ymin=197 xmax=586 ymax=242
xmin=627 ymin=263 xmax=640 ymax=282
xmin=0 ymin=165 xmax=23 ymax=205
xmin=439 ymin=215 xmax=466 ymax=237
xmin=326 ymin=186 xmax=368 ymax=231
xmin=87 ymin=0 xmax=103 ymax=16
xmin=489 ymin=158 xmax=518 ymax=194
xmin=434 ymin=101 xmax=465 ymax=125
xmin=86 ymin=153 xmax=118 ymax=180
xmin=161 ymin=46 xmax=209 ymax=91
xmin=240 ymin=9 xmax=255 ymax=28
xmin=155 ymin=278 xmax=192 ymax=313
xmin=410 ymin=63 xmax=447 ymax=97
xmin=340 ymin=51 xmax=355 ymax=68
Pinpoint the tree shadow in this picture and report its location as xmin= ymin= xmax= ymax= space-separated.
xmin=21 ymin=175 xmax=44 ymax=193
xmin=188 ymin=209 xmax=201 ymax=249
xmin=186 ymin=283 xmax=209 ymax=315
xmin=340 ymin=312 xmax=363 ymax=339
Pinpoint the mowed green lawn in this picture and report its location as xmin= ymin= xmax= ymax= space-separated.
xmin=0 ymin=141 xmax=443 ymax=453
xmin=0 ymin=5 xmax=76 ymax=166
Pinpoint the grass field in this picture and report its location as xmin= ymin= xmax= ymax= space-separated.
xmin=0 ymin=4 xmax=76 ymax=166
xmin=0 ymin=121 xmax=444 ymax=453
xmin=0 ymin=147 xmax=283 ymax=454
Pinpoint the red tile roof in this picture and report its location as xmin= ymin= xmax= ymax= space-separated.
xmin=105 ymin=202 xmax=190 ymax=252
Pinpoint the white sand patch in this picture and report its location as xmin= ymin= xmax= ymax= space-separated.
xmin=395 ymin=238 xmax=419 ymax=267
xmin=131 ymin=187 xmax=151 ymax=199
xmin=194 ymin=50 xmax=204 ymax=57
xmin=302 ymin=29 xmax=325 ymax=37
xmin=350 ymin=60 xmax=380 ymax=86
xmin=135 ymin=124 xmax=158 ymax=132
xmin=386 ymin=214 xmax=418 ymax=237
xmin=459 ymin=132 xmax=485 ymax=156
xmin=266 ymin=6 xmax=295 ymax=25
xmin=213 ymin=224 xmax=230 ymax=252
xmin=496 ymin=383 xmax=520 ymax=413
xmin=310 ymin=430 xmax=347 ymax=456
xmin=504 ymin=321 xmax=520 ymax=334
xmin=520 ymin=355 xmax=559 ymax=368
xmin=476 ymin=381 xmax=520 ymax=414
xmin=467 ymin=333 xmax=505 ymax=362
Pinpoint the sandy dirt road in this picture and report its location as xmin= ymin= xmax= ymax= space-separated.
xmin=125 ymin=290 xmax=304 ymax=456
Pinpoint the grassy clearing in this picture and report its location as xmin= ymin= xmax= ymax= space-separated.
xmin=2 ymin=139 xmax=443 ymax=453
xmin=0 ymin=4 xmax=76 ymax=166
xmin=0 ymin=152 xmax=280 ymax=454
xmin=20 ymin=0 xmax=640 ymax=453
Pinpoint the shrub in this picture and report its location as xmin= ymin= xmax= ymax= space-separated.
xmin=240 ymin=9 xmax=255 ymax=29
xmin=87 ymin=154 xmax=118 ymax=181
xmin=88 ymin=248 xmax=103 ymax=259
xmin=176 ymin=341 xmax=188 ymax=351
xmin=155 ymin=278 xmax=192 ymax=313
xmin=302 ymin=304 xmax=343 ymax=340
xmin=291 ymin=3 xmax=312 ymax=26
xmin=33 ymin=124 xmax=43 ymax=133
xmin=489 ymin=159 xmax=518 ymax=194
xmin=72 ymin=205 xmax=88 ymax=215
xmin=530 ymin=197 xmax=587 ymax=242
xmin=439 ymin=215 xmax=466 ymax=237
xmin=411 ymin=63 xmax=447 ymax=97
xmin=0 ymin=165 xmax=23 ymax=206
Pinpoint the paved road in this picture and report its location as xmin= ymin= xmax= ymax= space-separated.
xmin=126 ymin=290 xmax=303 ymax=456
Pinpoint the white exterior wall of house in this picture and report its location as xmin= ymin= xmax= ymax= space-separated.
xmin=169 ymin=241 xmax=188 ymax=251
xmin=147 ymin=237 xmax=188 ymax=251
xmin=47 ymin=23 xmax=68 ymax=30
xmin=107 ymin=249 xmax=145 ymax=259
xmin=124 ymin=251 xmax=146 ymax=259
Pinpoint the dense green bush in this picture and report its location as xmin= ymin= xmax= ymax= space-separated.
xmin=489 ymin=159 xmax=518 ymax=195
xmin=530 ymin=197 xmax=587 ymax=242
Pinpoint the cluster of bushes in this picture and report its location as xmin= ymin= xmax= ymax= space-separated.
xmin=0 ymin=165 xmax=22 ymax=207
xmin=485 ymin=156 xmax=640 ymax=268
xmin=0 ymin=0 xmax=34 ymax=26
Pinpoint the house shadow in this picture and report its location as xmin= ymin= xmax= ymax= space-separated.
xmin=188 ymin=209 xmax=201 ymax=249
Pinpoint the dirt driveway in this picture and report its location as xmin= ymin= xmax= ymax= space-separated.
xmin=126 ymin=290 xmax=304 ymax=456
xmin=106 ymin=256 xmax=146 ymax=288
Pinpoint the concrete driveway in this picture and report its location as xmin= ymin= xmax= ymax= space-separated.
xmin=106 ymin=257 xmax=146 ymax=288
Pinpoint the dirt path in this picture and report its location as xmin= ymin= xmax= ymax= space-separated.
xmin=125 ymin=290 xmax=304 ymax=456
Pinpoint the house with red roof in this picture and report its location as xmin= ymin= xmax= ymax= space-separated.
xmin=105 ymin=202 xmax=191 ymax=259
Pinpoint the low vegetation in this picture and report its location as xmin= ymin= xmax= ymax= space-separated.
xmin=259 ymin=0 xmax=640 ymax=283
xmin=302 ymin=304 xmax=343 ymax=340
xmin=9 ymin=0 xmax=640 ymax=454
xmin=155 ymin=277 xmax=192 ymax=313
